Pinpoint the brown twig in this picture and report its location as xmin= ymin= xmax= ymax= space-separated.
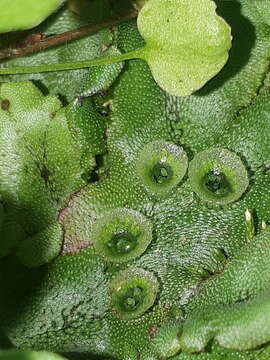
xmin=0 ymin=10 xmax=138 ymax=60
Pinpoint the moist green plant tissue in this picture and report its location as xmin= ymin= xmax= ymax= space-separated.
xmin=0 ymin=0 xmax=270 ymax=359
xmin=137 ymin=0 xmax=232 ymax=95
xmin=0 ymin=0 xmax=64 ymax=33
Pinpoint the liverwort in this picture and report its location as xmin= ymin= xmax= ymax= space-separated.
xmin=0 ymin=0 xmax=232 ymax=96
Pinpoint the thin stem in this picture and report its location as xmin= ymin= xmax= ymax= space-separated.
xmin=0 ymin=10 xmax=138 ymax=60
xmin=0 ymin=48 xmax=145 ymax=75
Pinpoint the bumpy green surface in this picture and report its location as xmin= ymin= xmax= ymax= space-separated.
xmin=1 ymin=1 xmax=270 ymax=360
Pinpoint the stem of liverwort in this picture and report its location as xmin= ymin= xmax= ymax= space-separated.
xmin=0 ymin=48 xmax=145 ymax=75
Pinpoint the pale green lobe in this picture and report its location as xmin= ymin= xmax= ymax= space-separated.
xmin=16 ymin=223 xmax=63 ymax=268
xmin=0 ymin=0 xmax=64 ymax=33
xmin=137 ymin=0 xmax=232 ymax=96
xmin=0 ymin=81 xmax=92 ymax=262
xmin=0 ymin=349 xmax=67 ymax=360
xmin=151 ymin=321 xmax=182 ymax=358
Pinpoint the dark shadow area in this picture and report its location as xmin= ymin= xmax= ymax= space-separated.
xmin=0 ymin=331 xmax=13 ymax=349
xmin=196 ymin=0 xmax=256 ymax=95
xmin=0 ymin=188 xmax=52 ymax=351
xmin=108 ymin=0 xmax=134 ymax=16
xmin=0 ymin=251 xmax=48 ymax=348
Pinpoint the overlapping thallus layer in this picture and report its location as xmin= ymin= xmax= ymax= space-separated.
xmin=1 ymin=0 xmax=270 ymax=359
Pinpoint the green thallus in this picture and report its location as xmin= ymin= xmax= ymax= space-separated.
xmin=0 ymin=0 xmax=64 ymax=33
xmin=151 ymin=321 xmax=182 ymax=358
xmin=0 ymin=349 xmax=67 ymax=360
xmin=0 ymin=0 xmax=232 ymax=96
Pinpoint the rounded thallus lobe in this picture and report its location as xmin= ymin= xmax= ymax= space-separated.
xmin=137 ymin=0 xmax=232 ymax=96
xmin=188 ymin=148 xmax=249 ymax=205
xmin=0 ymin=350 xmax=67 ymax=360
xmin=136 ymin=141 xmax=188 ymax=198
xmin=110 ymin=268 xmax=159 ymax=320
xmin=151 ymin=321 xmax=182 ymax=358
xmin=0 ymin=0 xmax=64 ymax=33
xmin=91 ymin=208 xmax=153 ymax=262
